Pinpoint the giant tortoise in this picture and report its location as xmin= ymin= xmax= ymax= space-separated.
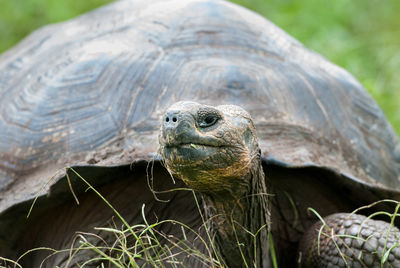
xmin=0 ymin=0 xmax=400 ymax=267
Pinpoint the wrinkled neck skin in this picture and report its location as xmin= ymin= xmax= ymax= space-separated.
xmin=199 ymin=157 xmax=270 ymax=268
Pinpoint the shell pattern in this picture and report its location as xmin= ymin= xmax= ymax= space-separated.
xmin=0 ymin=0 xmax=399 ymax=215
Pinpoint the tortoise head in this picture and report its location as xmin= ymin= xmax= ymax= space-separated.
xmin=159 ymin=101 xmax=260 ymax=197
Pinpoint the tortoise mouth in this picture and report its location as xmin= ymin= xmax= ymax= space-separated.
xmin=164 ymin=142 xmax=228 ymax=148
xmin=161 ymin=142 xmax=233 ymax=166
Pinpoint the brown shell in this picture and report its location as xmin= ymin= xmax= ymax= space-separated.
xmin=0 ymin=0 xmax=399 ymax=216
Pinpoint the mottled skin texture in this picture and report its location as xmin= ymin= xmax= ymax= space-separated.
xmin=160 ymin=102 xmax=400 ymax=268
xmin=299 ymin=213 xmax=400 ymax=268
xmin=160 ymin=101 xmax=269 ymax=267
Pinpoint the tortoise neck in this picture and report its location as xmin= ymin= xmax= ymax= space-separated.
xmin=202 ymin=159 xmax=270 ymax=267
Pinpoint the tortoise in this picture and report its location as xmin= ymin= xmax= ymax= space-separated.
xmin=0 ymin=0 xmax=399 ymax=267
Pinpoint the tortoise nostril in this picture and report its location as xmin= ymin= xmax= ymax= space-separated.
xmin=164 ymin=111 xmax=179 ymax=125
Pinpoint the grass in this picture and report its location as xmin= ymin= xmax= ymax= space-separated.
xmin=0 ymin=0 xmax=398 ymax=135
xmin=2 ymin=166 xmax=275 ymax=267
xmin=6 ymin=167 xmax=263 ymax=267
xmin=55 ymin=167 xmax=222 ymax=267
xmin=6 ymin=167 xmax=400 ymax=267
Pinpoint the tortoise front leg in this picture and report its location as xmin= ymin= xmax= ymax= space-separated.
xmin=298 ymin=213 xmax=400 ymax=267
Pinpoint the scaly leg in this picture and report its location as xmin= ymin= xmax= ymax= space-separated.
xmin=298 ymin=213 xmax=400 ymax=267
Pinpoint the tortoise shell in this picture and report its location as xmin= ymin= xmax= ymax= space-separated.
xmin=0 ymin=0 xmax=399 ymax=257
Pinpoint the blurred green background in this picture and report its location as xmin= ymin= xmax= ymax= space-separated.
xmin=0 ymin=0 xmax=399 ymax=134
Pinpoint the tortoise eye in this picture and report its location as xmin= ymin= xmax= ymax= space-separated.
xmin=199 ymin=115 xmax=218 ymax=128
xmin=198 ymin=109 xmax=221 ymax=128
